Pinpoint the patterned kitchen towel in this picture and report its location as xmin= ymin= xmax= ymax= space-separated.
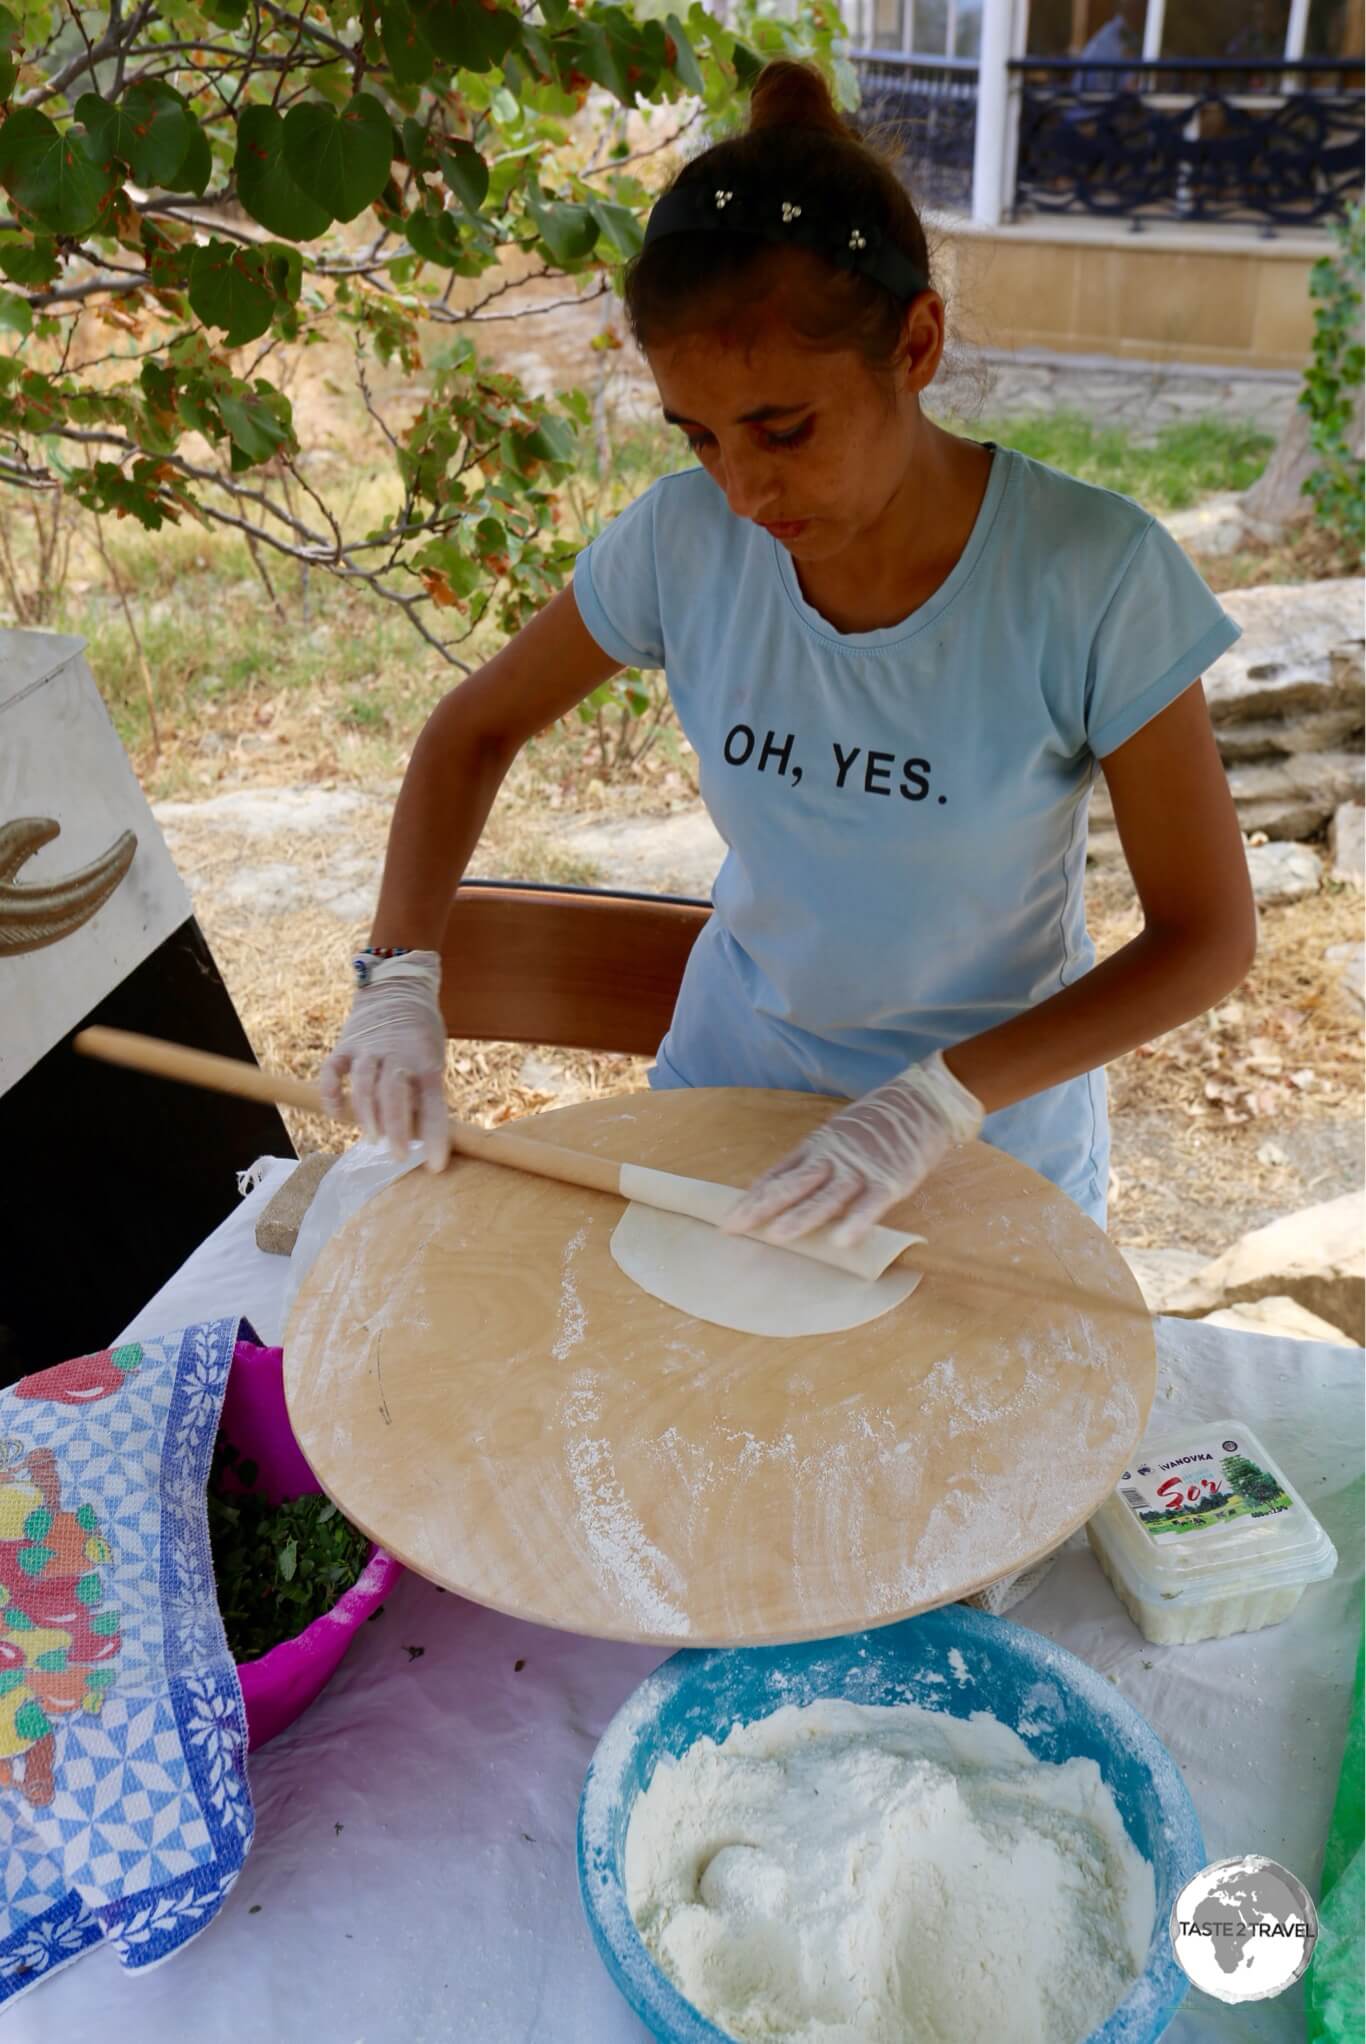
xmin=0 ymin=1316 xmax=253 ymax=2007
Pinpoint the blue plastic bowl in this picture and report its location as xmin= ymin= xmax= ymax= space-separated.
xmin=579 ymin=1606 xmax=1202 ymax=2044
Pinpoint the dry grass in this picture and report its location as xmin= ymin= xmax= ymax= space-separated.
xmin=208 ymin=904 xmax=648 ymax=1162
xmin=1086 ymin=864 xmax=1364 ymax=1247
xmin=1090 ymin=869 xmax=1364 ymax=1123
xmin=1194 ymin=521 xmax=1362 ymax=593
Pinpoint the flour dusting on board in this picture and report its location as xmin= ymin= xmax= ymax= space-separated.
xmin=561 ymin=1371 xmax=691 ymax=1637
xmin=552 ymin=1224 xmax=589 ymax=1361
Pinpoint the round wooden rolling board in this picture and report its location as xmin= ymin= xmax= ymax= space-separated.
xmin=284 ymin=1088 xmax=1155 ymax=1647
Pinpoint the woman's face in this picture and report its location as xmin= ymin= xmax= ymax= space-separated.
xmin=645 ymin=285 xmax=938 ymax=565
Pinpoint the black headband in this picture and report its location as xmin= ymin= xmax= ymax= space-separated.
xmin=641 ymin=176 xmax=928 ymax=304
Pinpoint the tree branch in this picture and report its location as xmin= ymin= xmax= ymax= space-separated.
xmin=27 ymin=272 xmax=145 ymax=308
xmin=22 ymin=0 xmax=154 ymax=110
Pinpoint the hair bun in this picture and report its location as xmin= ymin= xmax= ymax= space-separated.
xmin=747 ymin=59 xmax=848 ymax=139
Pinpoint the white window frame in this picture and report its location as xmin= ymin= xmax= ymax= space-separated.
xmin=866 ymin=0 xmax=1316 ymax=65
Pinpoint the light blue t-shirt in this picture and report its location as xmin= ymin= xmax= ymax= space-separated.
xmin=572 ymin=447 xmax=1239 ymax=1224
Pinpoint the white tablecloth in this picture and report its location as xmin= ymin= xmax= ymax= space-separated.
xmin=11 ymin=1163 xmax=1362 ymax=2043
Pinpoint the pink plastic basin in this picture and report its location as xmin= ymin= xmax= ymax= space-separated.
xmin=220 ymin=1339 xmax=402 ymax=1751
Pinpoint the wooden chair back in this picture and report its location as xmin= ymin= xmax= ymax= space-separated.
xmin=439 ymin=879 xmax=710 ymax=1058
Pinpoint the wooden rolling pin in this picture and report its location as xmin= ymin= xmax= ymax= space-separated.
xmin=72 ymin=1026 xmax=1153 ymax=1325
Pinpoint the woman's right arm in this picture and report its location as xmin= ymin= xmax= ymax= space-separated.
xmin=320 ymin=585 xmax=622 ymax=1162
xmin=372 ymin=584 xmax=623 ymax=949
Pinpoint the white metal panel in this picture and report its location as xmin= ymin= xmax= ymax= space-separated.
xmin=0 ymin=632 xmax=192 ymax=1094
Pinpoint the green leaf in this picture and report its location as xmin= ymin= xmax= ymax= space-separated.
xmin=416 ymin=536 xmax=482 ymax=595
xmin=283 ymin=93 xmax=394 ymax=224
xmin=204 ymin=0 xmax=247 ymax=22
xmin=0 ymin=109 xmax=114 ymax=236
xmin=381 ymin=0 xmax=435 ymax=86
xmin=556 ymin=20 xmax=626 ymax=99
xmin=188 ymin=238 xmax=277 ymax=346
xmin=664 ymin=13 xmax=705 ymax=95
xmin=404 ymin=198 xmax=480 ymax=269
xmin=408 ymin=0 xmax=518 ymax=72
xmin=90 ymin=1607 xmax=120 ymax=1636
xmin=526 ymin=192 xmax=598 ymax=265
xmin=731 ymin=38 xmax=762 ymax=89
xmin=279 ymin=1538 xmax=297 ymax=1583
xmin=0 ymin=6 xmax=21 ymax=103
xmin=590 ymin=199 xmax=642 ymax=259
xmin=236 ymin=105 xmax=330 ymax=239
xmin=540 ymin=0 xmax=570 ymax=24
xmin=402 ymin=116 xmax=436 ymax=171
xmin=0 ymin=230 xmax=56 ymax=285
xmin=124 ymin=82 xmax=195 ymax=186
xmin=439 ymin=139 xmax=488 ymax=213
xmin=218 ymin=387 xmax=292 ymax=463
xmin=22 ymin=1509 xmax=51 ymax=1542
xmin=516 ymin=23 xmax=554 ymax=79
xmin=76 ymin=1570 xmax=103 ymax=1605
xmin=166 ymin=115 xmax=212 ymax=197
xmin=74 ymin=92 xmax=127 ymax=159
xmin=77 ymin=83 xmax=193 ymax=189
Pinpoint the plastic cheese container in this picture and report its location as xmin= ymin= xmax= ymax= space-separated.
xmin=1087 ymin=1419 xmax=1338 ymax=1645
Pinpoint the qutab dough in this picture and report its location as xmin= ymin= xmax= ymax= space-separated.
xmin=609 ymin=1203 xmax=922 ymax=1338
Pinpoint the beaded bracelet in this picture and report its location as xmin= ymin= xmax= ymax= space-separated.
xmin=352 ymin=944 xmax=412 ymax=988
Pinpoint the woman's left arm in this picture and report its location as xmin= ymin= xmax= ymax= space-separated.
xmin=944 ymin=680 xmax=1256 ymax=1112
xmin=726 ymin=683 xmax=1256 ymax=1246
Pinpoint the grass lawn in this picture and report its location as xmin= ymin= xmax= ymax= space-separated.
xmin=955 ymin=413 xmax=1276 ymax=512
xmin=583 ymin=409 xmax=1278 ymax=517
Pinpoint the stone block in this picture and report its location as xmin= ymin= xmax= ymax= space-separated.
xmin=1330 ymin=803 xmax=1365 ymax=891
xmin=1166 ymin=1189 xmax=1365 ymax=1345
xmin=1204 ymin=583 xmax=1364 ymax=725
xmin=255 ymin=1150 xmax=338 ymax=1257
xmin=1325 ymin=942 xmax=1365 ymax=1015
xmin=1226 ymin=750 xmax=1365 ymax=841
xmin=1118 ymin=1246 xmax=1209 ymax=1312
xmin=1246 ymin=839 xmax=1323 ymax=905
xmin=1215 ymin=710 xmax=1365 ymax=765
xmin=1200 ymin=1295 xmax=1356 ymax=1345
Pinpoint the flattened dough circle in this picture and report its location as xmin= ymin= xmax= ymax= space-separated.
xmin=610 ymin=1202 xmax=922 ymax=1336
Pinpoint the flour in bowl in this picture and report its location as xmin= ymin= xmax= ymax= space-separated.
xmin=625 ymin=1697 xmax=1154 ymax=2043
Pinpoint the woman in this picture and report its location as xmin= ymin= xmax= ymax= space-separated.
xmin=322 ymin=60 xmax=1255 ymax=1250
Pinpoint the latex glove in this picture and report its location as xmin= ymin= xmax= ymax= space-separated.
xmin=723 ymin=1051 xmax=984 ymax=1249
xmin=319 ymin=951 xmax=449 ymax=1171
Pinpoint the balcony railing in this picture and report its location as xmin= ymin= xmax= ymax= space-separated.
xmin=848 ymin=50 xmax=1363 ymax=231
xmin=850 ymin=50 xmax=980 ymax=212
xmin=1010 ymin=57 xmax=1364 ymax=229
